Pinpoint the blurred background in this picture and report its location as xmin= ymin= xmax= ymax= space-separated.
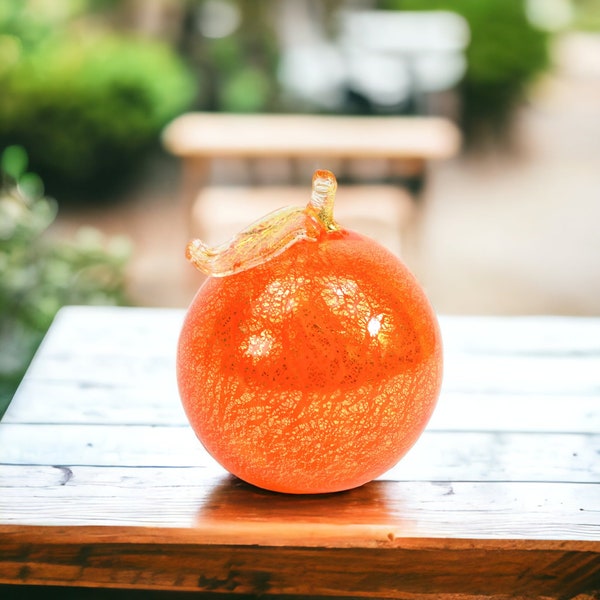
xmin=1 ymin=0 xmax=600 ymax=413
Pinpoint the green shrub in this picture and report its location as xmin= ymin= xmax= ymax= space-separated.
xmin=0 ymin=146 xmax=131 ymax=418
xmin=572 ymin=0 xmax=600 ymax=31
xmin=0 ymin=2 xmax=197 ymax=199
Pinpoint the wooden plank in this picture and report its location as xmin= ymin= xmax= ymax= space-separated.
xmin=8 ymin=311 xmax=600 ymax=413
xmin=24 ymin=308 xmax=600 ymax=361
xmin=440 ymin=315 xmax=600 ymax=355
xmin=0 ymin=423 xmax=206 ymax=468
xmin=3 ymin=378 xmax=187 ymax=426
xmin=1 ymin=535 xmax=598 ymax=598
xmin=12 ymin=309 xmax=600 ymax=398
xmin=442 ymin=353 xmax=600 ymax=395
xmin=426 ymin=392 xmax=600 ymax=433
xmin=23 ymin=306 xmax=183 ymax=358
xmin=161 ymin=113 xmax=462 ymax=160
xmin=0 ymin=465 xmax=599 ymax=542
xmin=6 ymin=307 xmax=179 ymax=397
xmin=19 ymin=347 xmax=600 ymax=396
xmin=6 ymin=378 xmax=599 ymax=433
xmin=1 ymin=424 xmax=598 ymax=483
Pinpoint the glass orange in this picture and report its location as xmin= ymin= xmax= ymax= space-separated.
xmin=177 ymin=170 xmax=442 ymax=494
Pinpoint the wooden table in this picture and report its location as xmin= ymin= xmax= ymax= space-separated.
xmin=162 ymin=113 xmax=462 ymax=234
xmin=1 ymin=306 xmax=599 ymax=598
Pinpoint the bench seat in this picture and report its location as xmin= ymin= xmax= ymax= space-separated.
xmin=191 ymin=184 xmax=415 ymax=257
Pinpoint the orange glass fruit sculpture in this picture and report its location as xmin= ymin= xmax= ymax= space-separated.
xmin=177 ymin=170 xmax=442 ymax=494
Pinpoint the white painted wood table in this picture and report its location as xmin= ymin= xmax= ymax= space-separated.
xmin=0 ymin=306 xmax=599 ymax=598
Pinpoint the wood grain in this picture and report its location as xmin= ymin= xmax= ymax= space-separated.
xmin=2 ymin=539 xmax=599 ymax=598
xmin=6 ymin=379 xmax=599 ymax=432
xmin=0 ymin=306 xmax=598 ymax=598
xmin=1 ymin=425 xmax=598 ymax=482
xmin=1 ymin=466 xmax=599 ymax=542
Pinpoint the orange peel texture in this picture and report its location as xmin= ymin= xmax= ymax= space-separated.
xmin=177 ymin=170 xmax=443 ymax=494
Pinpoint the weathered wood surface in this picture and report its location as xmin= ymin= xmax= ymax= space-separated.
xmin=0 ymin=306 xmax=599 ymax=598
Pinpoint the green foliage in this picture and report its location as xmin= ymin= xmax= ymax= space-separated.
xmin=0 ymin=146 xmax=131 ymax=417
xmin=378 ymin=0 xmax=550 ymax=145
xmin=221 ymin=66 xmax=273 ymax=113
xmin=0 ymin=0 xmax=197 ymax=199
xmin=572 ymin=0 xmax=600 ymax=30
xmin=186 ymin=1 xmax=280 ymax=113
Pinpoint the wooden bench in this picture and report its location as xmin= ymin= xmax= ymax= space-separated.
xmin=1 ymin=306 xmax=598 ymax=598
xmin=192 ymin=184 xmax=415 ymax=256
xmin=162 ymin=112 xmax=461 ymax=252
